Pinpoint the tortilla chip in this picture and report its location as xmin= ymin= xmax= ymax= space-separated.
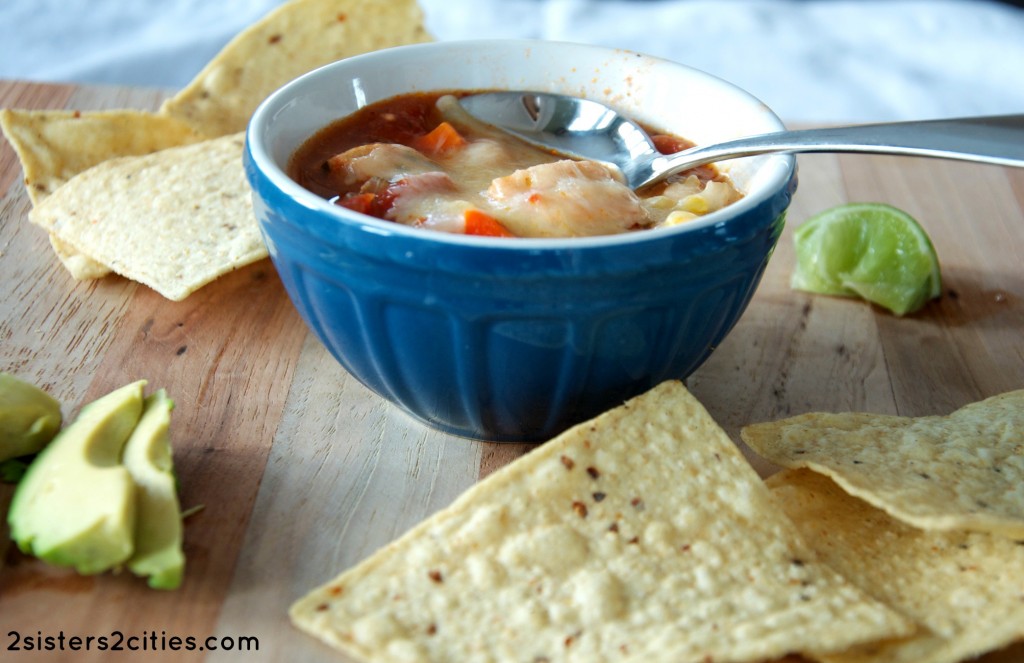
xmin=28 ymin=133 xmax=264 ymax=301
xmin=741 ymin=390 xmax=1024 ymax=538
xmin=0 ymin=108 xmax=208 ymax=278
xmin=46 ymin=234 xmax=111 ymax=280
xmin=768 ymin=469 xmax=1024 ymax=663
xmin=291 ymin=381 xmax=910 ymax=663
xmin=159 ymin=0 xmax=432 ymax=137
xmin=0 ymin=108 xmax=206 ymax=204
xmin=2 ymin=0 xmax=428 ymax=283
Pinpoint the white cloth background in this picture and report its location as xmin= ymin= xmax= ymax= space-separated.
xmin=1 ymin=0 xmax=1023 ymax=123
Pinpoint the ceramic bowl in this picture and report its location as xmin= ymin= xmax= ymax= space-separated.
xmin=245 ymin=39 xmax=797 ymax=442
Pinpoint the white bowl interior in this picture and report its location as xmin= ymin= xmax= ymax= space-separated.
xmin=250 ymin=39 xmax=793 ymax=244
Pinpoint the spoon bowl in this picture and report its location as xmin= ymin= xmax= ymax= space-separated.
xmin=459 ymin=91 xmax=1024 ymax=190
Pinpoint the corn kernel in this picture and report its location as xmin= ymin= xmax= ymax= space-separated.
xmin=680 ymin=195 xmax=709 ymax=215
xmin=665 ymin=210 xmax=698 ymax=226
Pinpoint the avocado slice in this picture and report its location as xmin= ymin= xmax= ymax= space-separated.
xmin=122 ymin=389 xmax=185 ymax=589
xmin=8 ymin=380 xmax=145 ymax=574
xmin=0 ymin=372 xmax=62 ymax=462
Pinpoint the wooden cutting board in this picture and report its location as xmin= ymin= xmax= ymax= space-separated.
xmin=1 ymin=80 xmax=1022 ymax=662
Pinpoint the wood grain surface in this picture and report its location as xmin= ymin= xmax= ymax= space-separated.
xmin=1 ymin=80 xmax=1021 ymax=662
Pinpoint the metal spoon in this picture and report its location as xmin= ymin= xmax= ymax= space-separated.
xmin=459 ymin=91 xmax=1024 ymax=190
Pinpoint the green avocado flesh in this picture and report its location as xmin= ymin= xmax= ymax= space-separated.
xmin=0 ymin=372 xmax=63 ymax=462
xmin=123 ymin=390 xmax=185 ymax=590
xmin=7 ymin=381 xmax=145 ymax=574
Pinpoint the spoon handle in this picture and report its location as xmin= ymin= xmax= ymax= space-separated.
xmin=669 ymin=115 xmax=1024 ymax=170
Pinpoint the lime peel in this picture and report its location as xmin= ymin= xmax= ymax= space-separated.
xmin=791 ymin=202 xmax=941 ymax=316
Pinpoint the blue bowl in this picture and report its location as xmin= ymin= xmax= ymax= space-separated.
xmin=245 ymin=40 xmax=797 ymax=442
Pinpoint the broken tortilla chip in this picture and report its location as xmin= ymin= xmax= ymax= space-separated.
xmin=159 ymin=0 xmax=432 ymax=137
xmin=28 ymin=133 xmax=264 ymax=301
xmin=0 ymin=108 xmax=207 ymax=278
xmin=768 ymin=468 xmax=1024 ymax=663
xmin=741 ymin=390 xmax=1024 ymax=538
xmin=290 ymin=381 xmax=911 ymax=663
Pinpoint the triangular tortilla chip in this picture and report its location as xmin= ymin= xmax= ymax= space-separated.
xmin=159 ymin=0 xmax=432 ymax=137
xmin=0 ymin=108 xmax=207 ymax=278
xmin=291 ymin=381 xmax=910 ymax=663
xmin=768 ymin=469 xmax=1024 ymax=663
xmin=741 ymin=390 xmax=1024 ymax=537
xmin=29 ymin=133 xmax=264 ymax=301
xmin=0 ymin=108 xmax=206 ymax=205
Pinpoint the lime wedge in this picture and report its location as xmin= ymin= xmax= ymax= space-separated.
xmin=791 ymin=203 xmax=941 ymax=316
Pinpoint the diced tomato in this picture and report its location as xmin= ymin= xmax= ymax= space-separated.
xmin=372 ymin=181 xmax=403 ymax=215
xmin=335 ymin=192 xmax=376 ymax=214
xmin=336 ymin=182 xmax=402 ymax=219
xmin=464 ymin=209 xmax=515 ymax=237
xmin=412 ymin=121 xmax=467 ymax=157
xmin=651 ymin=134 xmax=691 ymax=155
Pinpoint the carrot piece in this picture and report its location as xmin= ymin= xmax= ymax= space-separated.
xmin=464 ymin=209 xmax=515 ymax=237
xmin=336 ymin=192 xmax=376 ymax=215
xmin=413 ymin=121 xmax=467 ymax=157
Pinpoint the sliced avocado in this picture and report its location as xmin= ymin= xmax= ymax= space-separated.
xmin=8 ymin=380 xmax=146 ymax=574
xmin=1 ymin=372 xmax=62 ymax=462
xmin=123 ymin=390 xmax=185 ymax=590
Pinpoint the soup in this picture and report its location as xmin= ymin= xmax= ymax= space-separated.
xmin=289 ymin=91 xmax=742 ymax=238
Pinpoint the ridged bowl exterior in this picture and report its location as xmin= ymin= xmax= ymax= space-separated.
xmin=245 ymin=40 xmax=798 ymax=441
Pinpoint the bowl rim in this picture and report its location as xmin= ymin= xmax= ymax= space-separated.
xmin=246 ymin=38 xmax=797 ymax=251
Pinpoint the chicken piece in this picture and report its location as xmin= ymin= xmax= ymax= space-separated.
xmin=452 ymin=139 xmax=512 ymax=172
xmin=324 ymin=143 xmax=439 ymax=190
xmin=485 ymin=160 xmax=651 ymax=238
xmin=336 ymin=170 xmax=461 ymax=222
xmin=385 ymin=172 xmax=467 ymax=232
